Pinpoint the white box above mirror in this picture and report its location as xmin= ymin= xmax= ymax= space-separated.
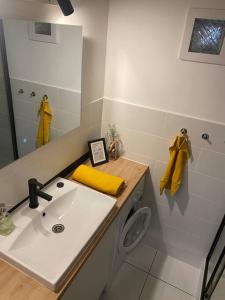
xmin=0 ymin=19 xmax=82 ymax=169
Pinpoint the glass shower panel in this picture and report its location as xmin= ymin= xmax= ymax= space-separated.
xmin=0 ymin=54 xmax=15 ymax=168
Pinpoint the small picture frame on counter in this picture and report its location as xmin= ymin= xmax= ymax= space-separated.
xmin=88 ymin=138 xmax=108 ymax=166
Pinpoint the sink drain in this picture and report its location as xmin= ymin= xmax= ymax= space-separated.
xmin=52 ymin=224 xmax=65 ymax=234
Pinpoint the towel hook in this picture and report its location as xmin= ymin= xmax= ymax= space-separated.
xmin=180 ymin=128 xmax=187 ymax=135
xmin=202 ymin=133 xmax=209 ymax=140
xmin=18 ymin=89 xmax=24 ymax=94
xmin=30 ymin=91 xmax=36 ymax=97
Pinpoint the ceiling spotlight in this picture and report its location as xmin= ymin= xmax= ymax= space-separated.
xmin=56 ymin=0 xmax=74 ymax=16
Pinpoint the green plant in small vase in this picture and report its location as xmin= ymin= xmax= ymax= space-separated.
xmin=107 ymin=124 xmax=123 ymax=160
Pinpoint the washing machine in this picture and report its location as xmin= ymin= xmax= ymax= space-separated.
xmin=106 ymin=175 xmax=151 ymax=289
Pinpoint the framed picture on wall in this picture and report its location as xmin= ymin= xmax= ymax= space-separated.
xmin=180 ymin=8 xmax=225 ymax=65
xmin=28 ymin=21 xmax=59 ymax=44
xmin=88 ymin=138 xmax=108 ymax=166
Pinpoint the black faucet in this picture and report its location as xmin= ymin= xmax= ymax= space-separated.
xmin=28 ymin=178 xmax=53 ymax=209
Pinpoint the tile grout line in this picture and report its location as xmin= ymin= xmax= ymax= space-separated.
xmin=103 ymin=96 xmax=225 ymax=127
xmin=150 ymin=274 xmax=196 ymax=298
xmin=137 ymin=272 xmax=149 ymax=300
xmin=138 ymin=250 xmax=158 ymax=300
xmin=124 ymin=261 xmax=149 ymax=274
xmin=125 ymin=249 xmax=196 ymax=299
xmin=124 ymin=248 xmax=158 ymax=275
xmin=148 ymin=250 xmax=158 ymax=273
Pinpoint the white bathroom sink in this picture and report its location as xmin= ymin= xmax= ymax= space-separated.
xmin=0 ymin=178 xmax=116 ymax=291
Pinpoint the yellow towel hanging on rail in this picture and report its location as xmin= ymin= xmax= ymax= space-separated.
xmin=36 ymin=95 xmax=52 ymax=147
xmin=160 ymin=135 xmax=190 ymax=196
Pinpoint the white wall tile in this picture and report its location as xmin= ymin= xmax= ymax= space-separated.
xmin=102 ymin=127 xmax=201 ymax=171
xmin=11 ymin=78 xmax=60 ymax=105
xmin=58 ymin=89 xmax=81 ymax=113
xmin=150 ymin=197 xmax=219 ymax=244
xmin=186 ymin=145 xmax=201 ymax=170
xmin=10 ymin=78 xmax=29 ymax=101
xmin=103 ymin=98 xmax=165 ymax=136
xmin=161 ymin=113 xmax=225 ymax=154
xmin=101 ymin=99 xmax=225 ymax=267
xmin=83 ymin=100 xmax=103 ymax=127
xmin=10 ymin=78 xmax=83 ymax=156
xmin=30 ymin=81 xmax=60 ymax=105
xmin=13 ymin=99 xmax=35 ymax=121
xmin=153 ymin=160 xmax=225 ymax=209
xmin=188 ymin=171 xmax=225 ymax=210
xmin=50 ymin=127 xmax=64 ymax=140
xmin=52 ymin=109 xmax=80 ymax=133
xmin=122 ymin=152 xmax=155 ymax=169
xmin=153 ymin=161 xmax=225 ymax=224
xmin=18 ymin=138 xmax=36 ymax=157
xmin=15 ymin=117 xmax=37 ymax=142
xmin=196 ymin=150 xmax=225 ymax=181
xmin=115 ymin=126 xmax=169 ymax=162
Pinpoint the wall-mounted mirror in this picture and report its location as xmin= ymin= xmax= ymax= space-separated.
xmin=0 ymin=19 xmax=82 ymax=169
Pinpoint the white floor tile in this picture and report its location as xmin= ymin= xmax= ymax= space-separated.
xmin=140 ymin=276 xmax=195 ymax=300
xmin=102 ymin=263 xmax=147 ymax=300
xmin=150 ymin=252 xmax=201 ymax=296
xmin=125 ymin=243 xmax=157 ymax=272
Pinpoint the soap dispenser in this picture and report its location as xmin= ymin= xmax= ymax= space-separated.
xmin=0 ymin=204 xmax=15 ymax=236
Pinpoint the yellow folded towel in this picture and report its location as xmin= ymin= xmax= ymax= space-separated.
xmin=160 ymin=135 xmax=190 ymax=196
xmin=72 ymin=164 xmax=125 ymax=196
xmin=37 ymin=95 xmax=52 ymax=148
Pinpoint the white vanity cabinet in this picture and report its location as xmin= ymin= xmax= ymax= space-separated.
xmin=61 ymin=175 xmax=149 ymax=300
xmin=61 ymin=224 xmax=115 ymax=300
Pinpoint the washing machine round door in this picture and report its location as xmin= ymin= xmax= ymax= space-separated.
xmin=119 ymin=207 xmax=151 ymax=254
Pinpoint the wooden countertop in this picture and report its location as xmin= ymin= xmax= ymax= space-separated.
xmin=0 ymin=158 xmax=148 ymax=300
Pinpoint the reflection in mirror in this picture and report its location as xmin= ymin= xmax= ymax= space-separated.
xmin=0 ymin=19 xmax=82 ymax=169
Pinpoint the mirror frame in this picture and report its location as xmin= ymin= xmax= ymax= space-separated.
xmin=201 ymin=215 xmax=225 ymax=299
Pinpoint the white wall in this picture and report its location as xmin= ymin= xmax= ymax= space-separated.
xmin=103 ymin=0 xmax=225 ymax=267
xmin=3 ymin=20 xmax=82 ymax=91
xmin=104 ymin=0 xmax=225 ymax=124
xmin=0 ymin=0 xmax=109 ymax=208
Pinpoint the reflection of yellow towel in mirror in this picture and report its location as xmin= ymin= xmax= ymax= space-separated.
xmin=160 ymin=135 xmax=190 ymax=196
xmin=37 ymin=95 xmax=52 ymax=147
